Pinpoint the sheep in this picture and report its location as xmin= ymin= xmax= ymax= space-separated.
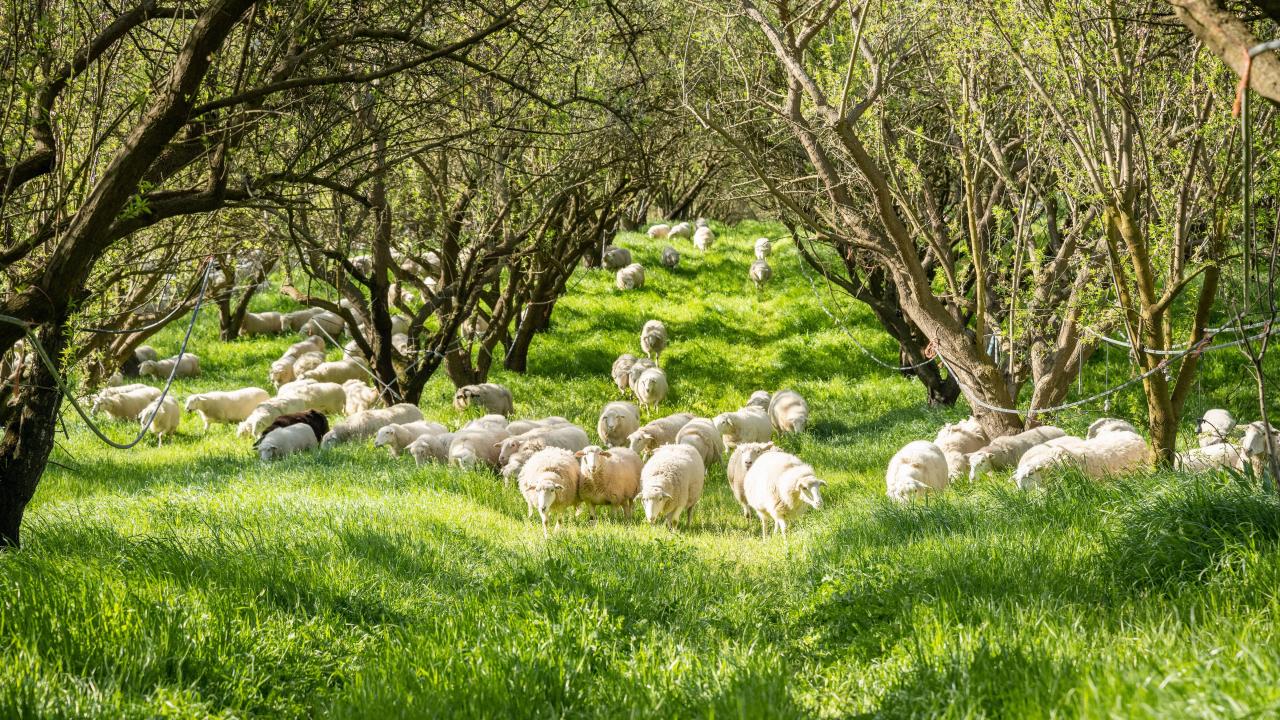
xmin=183 ymin=387 xmax=271 ymax=430
xmin=342 ymin=379 xmax=380 ymax=416
xmin=967 ymin=426 xmax=1068 ymax=481
xmin=258 ymin=423 xmax=318 ymax=461
xmin=743 ymin=450 xmax=826 ymax=539
xmin=768 ymin=389 xmax=809 ymax=434
xmin=92 ymin=385 xmax=162 ymax=420
xmin=712 ymin=406 xmax=773 ymax=451
xmin=597 ymin=401 xmax=641 ymax=447
xmin=253 ymin=410 xmax=329 ymax=447
xmin=746 ymin=390 xmax=771 ymax=409
xmin=935 ymin=417 xmax=988 ymax=480
xmin=518 ymin=447 xmax=581 ymax=537
xmin=610 ymin=353 xmax=638 ymax=394
xmin=633 ymin=367 xmax=668 ymax=411
xmin=237 ymin=396 xmax=308 ymax=437
xmin=754 ymin=238 xmax=772 ymax=259
xmin=640 ymin=320 xmax=668 ymax=363
xmin=137 ymin=395 xmax=180 ymax=445
xmin=1086 ymin=417 xmax=1138 ymax=439
xmin=576 ymin=445 xmax=642 ymax=520
xmin=119 ymin=345 xmax=158 ymax=378
xmin=138 ymin=353 xmax=200 ymax=379
xmin=695 ymin=217 xmax=710 ymax=228
xmin=693 ymin=227 xmax=716 ymax=251
xmin=728 ymin=441 xmax=777 ymax=517
xmin=448 ymin=425 xmax=512 ymax=470
xmin=675 ymin=417 xmax=724 ymax=468
xmin=290 ymin=351 xmax=327 ymax=378
xmin=647 ymin=223 xmax=671 ymax=239
xmin=749 ymin=259 xmax=772 ymax=291
xmin=1176 ymin=442 xmax=1248 ymax=473
xmin=373 ymin=420 xmax=449 ymax=457
xmin=277 ymin=379 xmax=346 ymax=415
xmin=1013 ymin=426 xmax=1148 ymax=489
xmin=269 ymin=359 xmax=296 ymax=388
xmin=602 ymin=246 xmax=633 ymax=269
xmin=300 ymin=310 xmax=345 ymax=338
xmin=321 ymin=403 xmax=424 ymax=449
xmin=660 ymin=246 xmax=680 ymax=269
xmin=270 ymin=337 xmax=326 ymax=387
xmin=885 ymin=441 xmax=950 ymax=502
xmin=461 ymin=414 xmax=509 ymax=432
xmin=134 ymin=345 xmax=159 ymax=362
xmin=301 ymin=358 xmax=369 ymax=385
xmin=500 ymin=439 xmax=548 ymax=481
xmin=240 ymin=311 xmax=285 ymax=336
xmin=637 ymin=444 xmax=705 ymax=529
xmin=497 ymin=423 xmax=590 ymax=474
xmin=407 ymin=431 xmax=455 ymax=466
xmin=390 ymin=315 xmax=411 ymax=335
xmin=461 ymin=315 xmax=489 ymax=341
xmin=1195 ymin=409 xmax=1236 ymax=448
xmin=1241 ymin=422 xmax=1280 ymax=476
xmin=506 ymin=416 xmax=571 ymax=435
xmin=282 ymin=307 xmax=324 ymax=332
xmin=615 ymin=263 xmax=646 ymax=291
xmin=453 ymin=383 xmax=514 ymax=417
xmin=627 ymin=412 xmax=694 ymax=457
xmin=626 ymin=357 xmax=657 ymax=391
xmin=669 ymin=222 xmax=693 ymax=239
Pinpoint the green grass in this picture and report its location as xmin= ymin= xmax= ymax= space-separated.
xmin=4 ymin=221 xmax=1280 ymax=718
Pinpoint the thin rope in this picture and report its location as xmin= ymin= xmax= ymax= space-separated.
xmin=1083 ymin=323 xmax=1277 ymax=355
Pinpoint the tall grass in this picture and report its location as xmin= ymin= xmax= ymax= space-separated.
xmin=2 ymin=223 xmax=1278 ymax=718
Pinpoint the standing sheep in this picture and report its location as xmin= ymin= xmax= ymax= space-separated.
xmin=743 ymin=450 xmax=826 ymax=539
xmin=675 ymin=418 xmax=725 ymax=468
xmin=885 ymin=441 xmax=950 ymax=502
xmin=754 ymin=238 xmax=772 ymax=259
xmin=496 ymin=423 xmax=591 ymax=477
xmin=967 ymin=426 xmax=1068 ymax=481
xmin=748 ymin=259 xmax=772 ymax=291
xmin=669 ymin=222 xmax=693 ymax=239
xmin=660 ymin=246 xmax=680 ymax=269
xmin=453 ymin=383 xmax=514 ymax=417
xmin=612 ymin=353 xmax=639 ymax=395
xmin=408 ymin=432 xmax=455 ymax=466
xmin=627 ymin=412 xmax=695 ymax=457
xmin=602 ymin=246 xmax=632 ymax=269
xmin=626 ymin=357 xmax=658 ymax=391
xmin=253 ymin=410 xmax=329 ymax=448
xmin=321 ymin=403 xmax=424 ymax=448
xmin=616 ymin=263 xmax=646 ymax=291
xmin=92 ymin=385 xmax=162 ymax=420
xmin=448 ymin=425 xmax=512 ymax=470
xmin=184 ymin=387 xmax=271 ymax=430
xmin=712 ymin=406 xmax=773 ymax=450
xmin=278 ymin=379 xmax=347 ymax=415
xmin=640 ymin=320 xmax=668 ymax=363
xmin=137 ymin=396 xmax=181 ymax=445
xmin=646 ymin=223 xmax=671 ymax=239
xmin=518 ymin=447 xmax=581 ymax=537
xmin=258 ymin=423 xmax=319 ymax=461
xmin=693 ymin=226 xmax=715 ymax=250
xmin=237 ymin=396 xmax=308 ymax=437
xmin=637 ymin=444 xmax=706 ymax=529
xmin=633 ymin=367 xmax=669 ymax=411
xmin=576 ymin=445 xmax=643 ymax=520
xmin=746 ymin=391 xmax=771 ymax=409
xmin=727 ymin=442 xmax=777 ymax=517
xmin=598 ymin=401 xmax=641 ymax=447
xmin=768 ymin=389 xmax=809 ymax=434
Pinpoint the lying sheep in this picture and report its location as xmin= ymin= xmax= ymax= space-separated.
xmin=1196 ymin=409 xmax=1236 ymax=448
xmin=669 ymin=222 xmax=693 ymax=239
xmin=278 ymin=379 xmax=346 ymax=415
xmin=627 ymin=412 xmax=695 ymax=457
xmin=647 ymin=223 xmax=671 ymax=239
xmin=598 ymin=401 xmax=641 ymax=447
xmin=660 ymin=246 xmax=680 ymax=269
xmin=453 ymin=383 xmax=514 ymax=417
xmin=746 ymin=391 xmax=771 ymax=409
xmin=728 ymin=442 xmax=777 ymax=517
xmin=373 ymin=420 xmax=449 ymax=457
xmin=448 ymin=425 xmax=512 ymax=470
xmin=240 ymin=311 xmax=285 ymax=336
xmin=237 ymin=396 xmax=308 ymax=437
xmin=138 ymin=395 xmax=181 ymax=445
xmin=321 ymin=403 xmax=424 ymax=448
xmin=290 ymin=351 xmax=327 ymax=379
xmin=616 ymin=263 xmax=646 ymax=291
xmin=119 ymin=345 xmax=158 ymax=377
xmin=626 ymin=357 xmax=657 ymax=391
xmin=676 ymin=418 xmax=724 ymax=468
xmin=640 ymin=320 xmax=668 ymax=363
xmin=1013 ymin=426 xmax=1148 ymax=489
xmin=744 ymin=450 xmax=826 ymax=539
xmin=461 ymin=414 xmax=509 ymax=432
xmin=258 ymin=423 xmax=319 ymax=461
xmin=602 ymin=246 xmax=633 ymax=269
xmin=282 ymin=307 xmax=324 ymax=332
xmin=519 ymin=447 xmax=581 ymax=538
xmin=637 ymin=444 xmax=706 ymax=530
xmin=768 ymin=389 xmax=808 ymax=434
xmin=506 ymin=416 xmax=571 ymax=436
xmin=754 ymin=238 xmax=772 ymax=259
xmin=576 ymin=445 xmax=642 ymax=519
xmin=749 ymin=259 xmax=772 ymax=291
xmin=92 ymin=385 xmax=162 ymax=420
xmin=134 ymin=345 xmax=159 ymax=362
xmin=253 ymin=410 xmax=328 ymax=448
xmin=1241 ymin=422 xmax=1280 ymax=476
xmin=968 ymin=425 xmax=1067 ymax=481
xmin=1086 ymin=417 xmax=1138 ymax=439
xmin=1176 ymin=442 xmax=1247 ymax=473
xmin=935 ymin=417 xmax=987 ymax=480
xmin=408 ymin=432 xmax=455 ymax=466
xmin=885 ymin=440 xmax=950 ymax=502
xmin=612 ymin=353 xmax=638 ymax=394
xmin=138 ymin=353 xmax=200 ymax=379
xmin=184 ymin=387 xmax=271 ymax=430
xmin=300 ymin=310 xmax=345 ymax=338
xmin=693 ymin=226 xmax=715 ymax=250
xmin=497 ymin=424 xmax=591 ymax=477
xmin=342 ymin=379 xmax=380 ymax=415
xmin=633 ymin=367 xmax=668 ymax=411
xmin=301 ymin=358 xmax=368 ymax=385
xmin=270 ymin=336 xmax=325 ymax=387
xmin=712 ymin=406 xmax=772 ymax=451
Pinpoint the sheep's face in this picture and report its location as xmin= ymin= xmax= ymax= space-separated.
xmin=258 ymin=444 xmax=281 ymax=462
xmin=183 ymin=395 xmax=201 ymax=412
xmin=712 ymin=414 xmax=735 ymax=436
xmin=1243 ymin=423 xmax=1278 ymax=457
xmin=746 ymin=392 xmax=770 ymax=409
xmin=638 ymin=491 xmax=671 ymax=523
xmin=737 ymin=442 xmax=775 ymax=471
xmin=320 ymin=432 xmax=339 ymax=450
xmin=496 ymin=438 xmax=523 ymax=466
xmin=451 ymin=447 xmax=479 ymax=469
xmin=578 ymin=449 xmax=610 ymax=477
xmin=373 ymin=426 xmax=397 ymax=448
xmin=452 ymin=388 xmax=473 ymax=411
xmin=798 ymin=478 xmax=826 ymax=510
xmin=628 ymin=431 xmax=655 ymax=456
xmin=968 ymin=451 xmax=992 ymax=482
xmin=138 ymin=361 xmax=158 ymax=376
xmin=529 ymin=480 xmax=564 ymax=515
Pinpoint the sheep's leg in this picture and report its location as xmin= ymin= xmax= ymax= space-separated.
xmin=755 ymin=510 xmax=769 ymax=540
xmin=776 ymin=517 xmax=788 ymax=541
xmin=539 ymin=511 xmax=550 ymax=539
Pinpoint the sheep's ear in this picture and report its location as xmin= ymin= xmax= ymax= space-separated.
xmin=600 ymin=451 xmax=612 ymax=457
xmin=493 ymin=442 xmax=503 ymax=448
xmin=573 ymin=451 xmax=585 ymax=458
xmin=553 ymin=483 xmax=564 ymax=491
xmin=813 ymin=479 xmax=827 ymax=488
xmin=661 ymin=492 xmax=672 ymax=500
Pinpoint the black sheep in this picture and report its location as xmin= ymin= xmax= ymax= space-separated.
xmin=253 ymin=409 xmax=329 ymax=447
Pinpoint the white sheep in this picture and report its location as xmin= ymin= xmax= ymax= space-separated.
xmin=237 ymin=396 xmax=308 ymax=437
xmin=637 ymin=444 xmax=705 ymax=530
xmin=749 ymin=259 xmax=772 ymax=291
xmin=301 ymin=358 xmax=368 ymax=385
xmin=500 ymin=439 xmax=548 ymax=482
xmin=602 ymin=246 xmax=632 ymax=269
xmin=137 ymin=395 xmax=181 ymax=445
xmin=712 ymin=406 xmax=772 ymax=451
xmin=300 ymin=310 xmax=345 ymax=338
xmin=746 ymin=391 xmax=771 ymax=409
xmin=754 ymin=238 xmax=772 ymax=259
xmin=453 ymin=383 xmax=514 ymax=416
xmin=935 ymin=417 xmax=988 ymax=480
xmin=134 ymin=345 xmax=159 ymax=362
xmin=727 ymin=441 xmax=777 ymax=517
xmin=1013 ymin=426 xmax=1148 ymax=489
xmin=1086 ymin=417 xmax=1138 ymax=439
xmin=518 ymin=447 xmax=581 ymax=538
xmin=183 ymin=387 xmax=271 ymax=430
xmin=967 ymin=425 xmax=1067 ymax=481
xmin=461 ymin=414 xmax=509 ymax=432
xmin=278 ymin=379 xmax=346 ymax=415
xmin=627 ymin=412 xmax=695 ymax=457
xmin=283 ymin=308 xmax=324 ymax=332
xmin=1195 ymin=409 xmax=1236 ymax=448
xmin=497 ymin=424 xmax=591 ymax=477
xmin=258 ymin=423 xmax=318 ymax=461
xmin=646 ymin=223 xmax=671 ymax=239
xmin=373 ymin=420 xmax=449 ymax=457
xmin=1241 ymin=422 xmax=1280 ymax=476
xmin=626 ymin=357 xmax=657 ymax=391
xmin=448 ymin=425 xmax=512 ymax=470
xmin=240 ymin=311 xmax=285 ymax=336
xmin=660 ymin=246 xmax=680 ymax=269
xmin=633 ymin=367 xmax=668 ymax=411
xmin=885 ymin=441 xmax=950 ymax=501
xmin=598 ymin=401 xmax=641 ymax=447
xmin=693 ymin=226 xmax=715 ymax=250
xmin=669 ymin=222 xmax=693 ymax=239
xmin=612 ymin=353 xmax=638 ymax=394
xmin=743 ymin=450 xmax=826 ymax=539
xmin=407 ymin=432 xmax=454 ymax=466
xmin=615 ymin=263 xmax=646 ymax=291
xmin=138 ymin=353 xmax=200 ymax=379
xmin=342 ymin=379 xmax=380 ymax=415
xmin=676 ymin=417 xmax=724 ymax=468
xmin=506 ymin=416 xmax=571 ymax=436
xmin=576 ymin=445 xmax=642 ymax=519
xmin=290 ymin=351 xmax=327 ymax=378
xmin=768 ymin=389 xmax=808 ymax=434
xmin=270 ymin=336 xmax=325 ymax=387
xmin=321 ymin=403 xmax=424 ymax=448
xmin=92 ymin=385 xmax=162 ymax=420
xmin=640 ymin=320 xmax=668 ymax=362
xmin=1176 ymin=442 xmax=1248 ymax=473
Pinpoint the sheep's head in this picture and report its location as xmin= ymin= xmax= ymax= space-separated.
xmin=712 ymin=414 xmax=736 ymax=436
xmin=138 ymin=360 xmax=158 ymax=376
xmin=746 ymin=391 xmax=771 ymax=409
xmin=1242 ymin=422 xmax=1279 ymax=457
xmin=451 ymin=446 xmax=479 ymax=469
xmin=627 ymin=430 xmax=655 ymax=455
xmin=968 ymin=451 xmax=993 ymax=482
xmin=1196 ymin=409 xmax=1236 ymax=444
xmin=576 ymin=446 xmax=610 ymax=477
xmin=637 ymin=489 xmax=672 ymax=524
xmin=452 ymin=387 xmax=474 ymax=411
xmin=320 ymin=431 xmax=339 ymax=450
xmin=797 ymin=477 xmax=826 ymax=510
xmin=527 ymin=476 xmax=566 ymax=515
xmin=183 ymin=395 xmax=203 ymax=412
xmin=496 ymin=437 xmax=523 ymax=466
xmin=258 ymin=442 xmax=281 ymax=462
xmin=735 ymin=442 xmax=774 ymax=471
xmin=373 ymin=425 xmax=398 ymax=448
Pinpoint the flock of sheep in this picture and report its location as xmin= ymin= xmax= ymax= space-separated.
xmin=602 ymin=218 xmax=775 ymax=292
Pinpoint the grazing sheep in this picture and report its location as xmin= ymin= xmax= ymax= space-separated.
xmin=500 ymin=439 xmax=548 ymax=481
xmin=461 ymin=414 xmax=509 ymax=432
xmin=301 ymin=358 xmax=369 ymax=385
xmin=885 ymin=441 xmax=950 ymax=502
xmin=1195 ymin=409 xmax=1236 ymax=448
xmin=240 ymin=311 xmax=286 ymax=336
xmin=576 ymin=445 xmax=643 ymax=519
xmin=342 ymin=379 xmax=380 ymax=416
xmin=627 ymin=412 xmax=695 ymax=457
xmin=695 ymin=217 xmax=710 ymax=228
xmin=754 ymin=238 xmax=772 ymax=259
xmin=408 ymin=432 xmax=455 ymax=466
xmin=660 ymin=246 xmax=680 ymax=269
xmin=693 ymin=226 xmax=715 ymax=250
xmin=518 ymin=447 xmax=581 ymax=538
xmin=92 ymin=385 xmax=162 ymax=420
xmin=290 ymin=351 xmax=327 ymax=378
xmin=935 ymin=417 xmax=988 ymax=480
xmin=712 ymin=407 xmax=773 ymax=451
xmin=237 ymin=396 xmax=308 ymax=437
xmin=676 ymin=417 xmax=724 ymax=468
xmin=967 ymin=426 xmax=1068 ymax=481
xmin=728 ymin=441 xmax=777 ymax=517
xmin=497 ymin=424 xmax=591 ymax=476
xmin=138 ymin=353 xmax=200 ymax=379
xmin=598 ymin=401 xmax=641 ymax=448
xmin=640 ymin=320 xmax=668 ymax=363
xmin=746 ymin=391 xmax=771 ymax=409
xmin=626 ymin=357 xmax=657 ymax=391
xmin=749 ymin=259 xmax=772 ymax=291
xmin=134 ymin=345 xmax=159 ymax=362
xmin=1241 ymin=422 xmax=1280 ymax=476
xmin=184 ymin=387 xmax=271 ymax=430
xmin=282 ymin=308 xmax=325 ymax=332
xmin=743 ymin=450 xmax=826 ymax=539
xmin=253 ymin=410 xmax=329 ymax=447
xmin=633 ymin=367 xmax=669 ymax=411
xmin=448 ymin=425 xmax=512 ymax=470
xmin=453 ymin=383 xmax=514 ymax=417
xmin=647 ymin=223 xmax=671 ymax=239
xmin=506 ymin=416 xmax=571 ymax=436
xmin=300 ymin=311 xmax=345 ymax=338
xmin=616 ymin=263 xmax=646 ymax=291
xmin=1013 ymin=426 xmax=1148 ymax=489
xmin=611 ymin=353 xmax=638 ymax=394
xmin=768 ymin=389 xmax=809 ymax=434
xmin=258 ymin=423 xmax=319 ymax=461
xmin=1086 ymin=417 xmax=1138 ymax=439
xmin=269 ymin=359 xmax=297 ymax=388
xmin=277 ymin=379 xmax=346 ymax=415
xmin=321 ymin=403 xmax=424 ymax=448
xmin=137 ymin=396 xmax=181 ymax=445
xmin=669 ymin=222 xmax=693 ymax=239
xmin=1176 ymin=442 xmax=1247 ymax=473
xmin=270 ymin=336 xmax=325 ymax=387
xmin=602 ymin=246 xmax=633 ymax=269
xmin=637 ymin=444 xmax=706 ymax=529
xmin=374 ymin=420 xmax=449 ymax=457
